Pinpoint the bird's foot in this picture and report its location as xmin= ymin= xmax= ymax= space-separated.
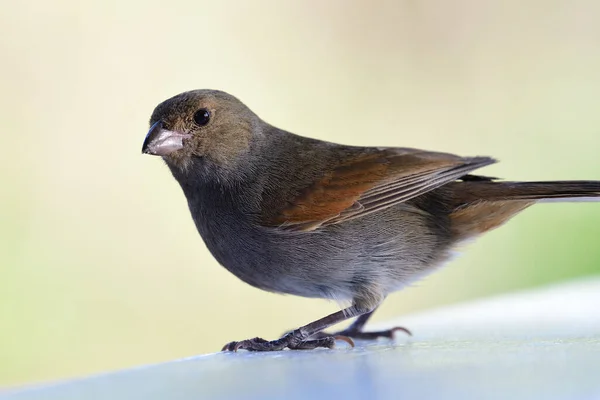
xmin=221 ymin=331 xmax=354 ymax=352
xmin=310 ymin=326 xmax=412 ymax=341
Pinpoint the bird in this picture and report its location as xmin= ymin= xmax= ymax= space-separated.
xmin=142 ymin=89 xmax=600 ymax=352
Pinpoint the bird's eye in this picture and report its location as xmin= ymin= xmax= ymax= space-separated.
xmin=193 ymin=109 xmax=211 ymax=126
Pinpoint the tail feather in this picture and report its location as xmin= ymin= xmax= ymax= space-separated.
xmin=448 ymin=180 xmax=600 ymax=240
xmin=454 ymin=180 xmax=600 ymax=204
xmin=538 ymin=197 xmax=600 ymax=203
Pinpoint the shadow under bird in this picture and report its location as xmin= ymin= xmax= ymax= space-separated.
xmin=142 ymin=89 xmax=600 ymax=351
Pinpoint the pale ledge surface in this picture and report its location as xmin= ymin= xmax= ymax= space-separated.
xmin=4 ymin=277 xmax=600 ymax=400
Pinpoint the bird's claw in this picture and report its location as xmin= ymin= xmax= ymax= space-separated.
xmin=221 ymin=337 xmax=269 ymax=352
xmin=221 ymin=333 xmax=354 ymax=352
xmin=309 ymin=326 xmax=412 ymax=341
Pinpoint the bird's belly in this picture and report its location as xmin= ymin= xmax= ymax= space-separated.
xmin=196 ymin=210 xmax=449 ymax=302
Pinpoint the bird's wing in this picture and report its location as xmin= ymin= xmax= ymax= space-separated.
xmin=265 ymin=148 xmax=496 ymax=232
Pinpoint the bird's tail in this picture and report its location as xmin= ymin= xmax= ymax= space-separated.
xmin=449 ymin=180 xmax=600 ymax=239
xmin=455 ymin=180 xmax=600 ymax=204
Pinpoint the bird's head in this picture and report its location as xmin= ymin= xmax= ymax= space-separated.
xmin=142 ymin=90 xmax=261 ymax=172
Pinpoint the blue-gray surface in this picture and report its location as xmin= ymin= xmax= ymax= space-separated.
xmin=4 ymin=278 xmax=600 ymax=400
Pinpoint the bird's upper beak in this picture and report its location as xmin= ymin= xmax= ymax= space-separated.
xmin=142 ymin=121 xmax=192 ymax=156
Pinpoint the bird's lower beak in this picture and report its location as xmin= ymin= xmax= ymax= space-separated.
xmin=142 ymin=121 xmax=192 ymax=156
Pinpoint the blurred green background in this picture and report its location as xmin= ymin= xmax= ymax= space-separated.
xmin=1 ymin=0 xmax=600 ymax=387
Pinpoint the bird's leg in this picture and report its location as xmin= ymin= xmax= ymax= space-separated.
xmin=309 ymin=306 xmax=412 ymax=340
xmin=222 ymin=305 xmax=370 ymax=352
xmin=336 ymin=307 xmax=412 ymax=339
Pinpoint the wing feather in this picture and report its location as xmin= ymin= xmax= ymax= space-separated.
xmin=266 ymin=148 xmax=496 ymax=231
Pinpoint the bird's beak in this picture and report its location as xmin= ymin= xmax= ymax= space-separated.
xmin=142 ymin=121 xmax=192 ymax=156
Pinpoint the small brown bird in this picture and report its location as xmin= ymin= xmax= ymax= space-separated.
xmin=142 ymin=89 xmax=600 ymax=352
